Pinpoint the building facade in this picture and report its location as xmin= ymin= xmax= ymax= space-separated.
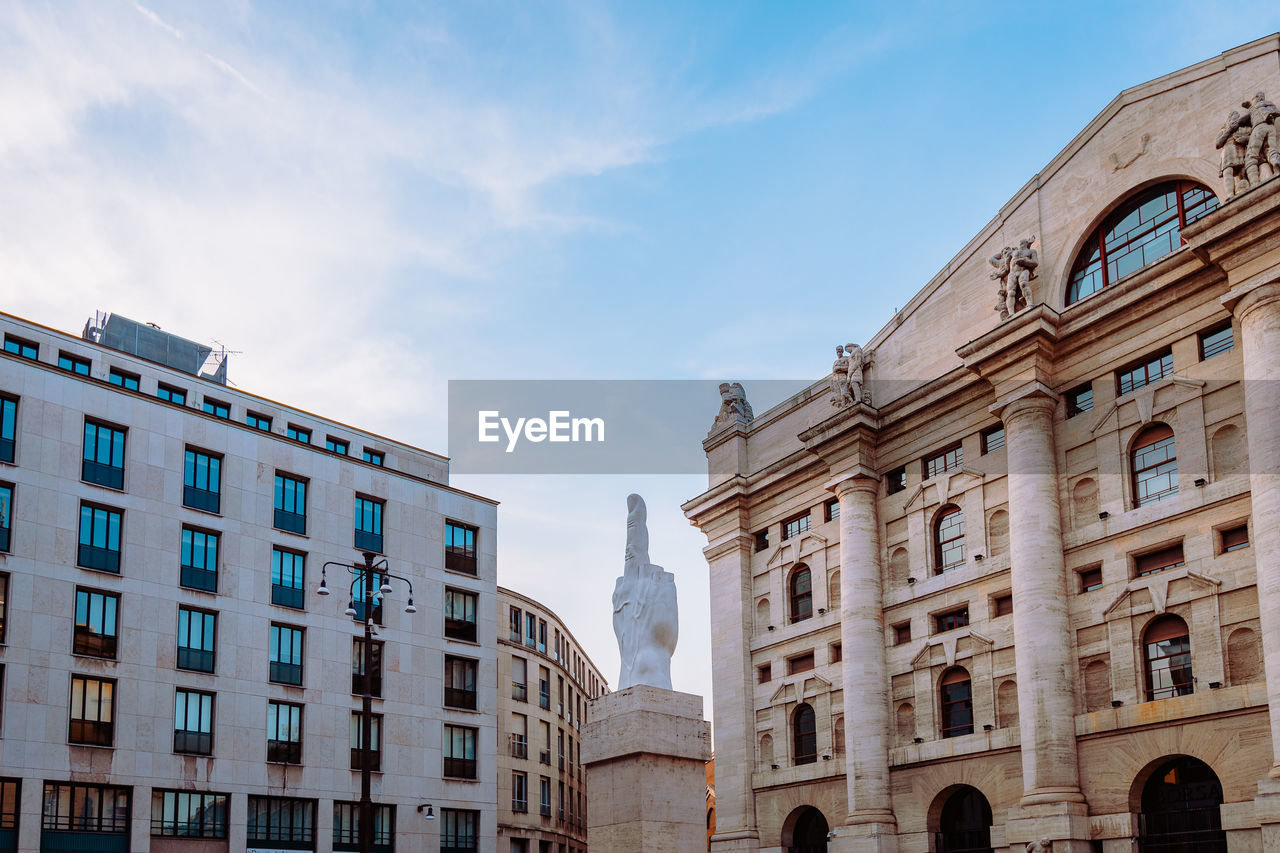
xmin=0 ymin=311 xmax=500 ymax=852
xmin=495 ymin=588 xmax=606 ymax=853
xmin=685 ymin=35 xmax=1280 ymax=853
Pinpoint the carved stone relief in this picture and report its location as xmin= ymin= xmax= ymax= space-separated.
xmin=991 ymin=237 xmax=1039 ymax=321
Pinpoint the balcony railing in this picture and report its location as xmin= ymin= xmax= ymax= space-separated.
xmin=445 ymin=550 xmax=477 ymax=575
xmin=77 ymin=543 xmax=119 ymax=574
xmin=273 ymin=507 xmax=305 ymax=534
xmin=174 ymin=730 xmax=212 ymax=756
xmin=539 ymin=749 xmax=551 ymax=765
xmin=184 ymin=485 xmax=220 ymax=515
xmin=181 ymin=565 xmax=217 ymax=592
xmin=350 ymin=748 xmax=381 ymax=772
xmin=443 ymin=757 xmax=477 ymax=779
xmin=270 ymin=661 xmax=303 ymax=686
xmin=512 ymin=682 xmax=527 ymax=702
xmin=271 ymin=583 xmax=303 ymax=609
xmin=354 ymin=529 xmax=383 ymax=554
xmin=444 ymin=687 xmax=477 ymax=710
xmin=177 ymin=647 xmax=214 ymax=673
xmin=445 ymin=618 xmax=477 ymax=643
xmin=82 ymin=460 xmax=124 ymax=490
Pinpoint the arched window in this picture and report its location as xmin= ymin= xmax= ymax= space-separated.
xmin=789 ymin=566 xmax=812 ymax=623
xmin=936 ymin=786 xmax=993 ymax=853
xmin=1144 ymin=615 xmax=1193 ymax=701
xmin=934 ymin=507 xmax=965 ymax=574
xmin=939 ymin=668 xmax=973 ymax=738
xmin=1066 ymin=180 xmax=1218 ymax=305
xmin=793 ymin=703 xmax=817 ymax=765
xmin=1133 ymin=424 xmax=1177 ymax=507
xmin=1138 ymin=756 xmax=1226 ymax=851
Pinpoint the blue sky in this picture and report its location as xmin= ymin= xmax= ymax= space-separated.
xmin=4 ymin=1 xmax=1280 ymax=706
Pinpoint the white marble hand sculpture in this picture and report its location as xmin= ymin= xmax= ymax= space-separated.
xmin=612 ymin=494 xmax=678 ymax=690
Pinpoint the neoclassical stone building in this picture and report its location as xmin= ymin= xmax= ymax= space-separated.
xmin=685 ymin=34 xmax=1280 ymax=853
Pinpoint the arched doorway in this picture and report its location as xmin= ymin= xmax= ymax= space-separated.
xmin=1137 ymin=756 xmax=1226 ymax=851
xmin=783 ymin=805 xmax=828 ymax=853
xmin=935 ymin=786 xmax=992 ymax=853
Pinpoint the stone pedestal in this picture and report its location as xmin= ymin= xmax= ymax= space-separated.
xmin=582 ymin=685 xmax=712 ymax=853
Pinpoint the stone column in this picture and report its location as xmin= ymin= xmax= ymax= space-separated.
xmin=1001 ymin=391 xmax=1084 ymax=804
xmin=1229 ymin=279 xmax=1280 ymax=776
xmin=832 ymin=475 xmax=896 ymax=852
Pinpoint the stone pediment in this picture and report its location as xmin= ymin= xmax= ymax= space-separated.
xmin=904 ymin=468 xmax=986 ymax=510
xmin=769 ymin=673 xmax=833 ymax=704
xmin=910 ymin=629 xmax=993 ymax=669
xmin=765 ymin=531 xmax=829 ymax=570
xmin=1103 ymin=566 xmax=1220 ymax=617
xmin=1090 ymin=376 xmax=1206 ymax=433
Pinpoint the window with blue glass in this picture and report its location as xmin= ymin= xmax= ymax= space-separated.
xmin=78 ymin=503 xmax=122 ymax=573
xmin=183 ymin=448 xmax=222 ymax=514
xmin=180 ymin=527 xmax=219 ymax=592
xmin=362 ymin=448 xmax=384 ymax=466
xmin=1199 ymin=323 xmax=1235 ymax=360
xmin=246 ymin=412 xmax=271 ymax=431
xmin=352 ymin=573 xmax=385 ymax=624
xmin=58 ymin=352 xmax=90 ymax=376
xmin=82 ymin=421 xmax=126 ymax=490
xmin=273 ymin=474 xmax=307 ymax=534
xmin=107 ymin=368 xmax=139 ymax=390
xmin=326 ymin=436 xmax=348 ymax=455
xmin=272 ymin=547 xmax=305 ymax=609
xmin=202 ymin=398 xmax=230 ymax=419
xmin=3 ymin=336 xmax=37 ymax=360
xmin=173 ymin=688 xmax=214 ymax=755
xmin=157 ymin=383 xmax=187 ymax=405
xmin=1118 ymin=349 xmax=1174 ymax=396
xmin=0 ymin=395 xmax=15 ymax=463
xmin=177 ymin=607 xmax=216 ymax=673
xmin=354 ymin=496 xmax=384 ymax=553
xmin=287 ymin=424 xmax=310 ymax=444
xmin=73 ymin=587 xmax=118 ymax=659
xmin=0 ymin=483 xmax=10 ymax=553
xmin=445 ymin=520 xmax=477 ymax=575
xmin=269 ymin=623 xmax=304 ymax=685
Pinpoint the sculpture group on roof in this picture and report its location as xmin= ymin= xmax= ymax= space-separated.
xmin=830 ymin=343 xmax=872 ymax=408
xmin=991 ymin=236 xmax=1039 ymax=321
xmin=1217 ymin=91 xmax=1280 ymax=199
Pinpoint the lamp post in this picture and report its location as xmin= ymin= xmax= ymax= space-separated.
xmin=319 ymin=551 xmax=417 ymax=853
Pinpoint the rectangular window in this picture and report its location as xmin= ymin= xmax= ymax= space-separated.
xmin=0 ymin=573 xmax=7 ymax=644
xmin=757 ymin=663 xmax=772 ymax=684
xmin=934 ymin=606 xmax=969 ymax=633
xmin=286 ymin=424 xmax=310 ymax=443
xmin=510 ymin=607 xmax=522 ymax=643
xmin=1117 ymin=349 xmax=1173 ymax=395
xmin=58 ymin=352 xmax=90 ymax=376
xmin=107 ymin=368 xmax=139 ymax=390
xmin=354 ymin=495 xmax=384 ymax=553
xmin=151 ymin=789 xmax=228 ymax=838
xmin=362 ymin=448 xmax=384 ymax=466
xmin=512 ymin=656 xmax=528 ymax=702
xmin=1222 ymin=523 xmax=1250 ymax=553
xmin=824 ymin=498 xmax=840 ymax=522
xmin=1199 ymin=323 xmax=1234 ymax=360
xmin=349 ymin=711 xmax=382 ymax=771
xmin=269 ymin=623 xmax=304 ymax=685
xmin=3 ymin=335 xmax=37 ymax=360
xmin=445 ymin=655 xmax=478 ymax=710
xmin=77 ymin=503 xmax=122 ymax=573
xmin=893 ymin=622 xmax=911 ymax=645
xmin=440 ymin=808 xmax=479 ymax=853
xmin=333 ymin=802 xmax=393 ymax=851
xmin=538 ymin=619 xmax=547 ymax=653
xmin=1135 ymin=543 xmax=1185 ymax=578
xmin=157 ymin=383 xmax=186 ymax=405
xmin=74 ymin=588 xmax=119 ymax=658
xmin=177 ymin=607 xmax=216 ymax=673
xmin=443 ymin=725 xmax=478 ymax=779
xmin=41 ymin=782 xmax=129 ymax=834
xmin=0 ymin=483 xmax=11 ymax=553
xmin=446 ymin=520 xmax=478 ymax=574
xmin=182 ymin=448 xmax=222 ymax=514
xmin=326 ymin=436 xmax=348 ymax=455
xmin=201 ymin=398 xmax=230 ymax=419
xmin=787 ymin=652 xmax=815 ymax=675
xmin=526 ymin=612 xmax=537 ymax=648
xmin=830 ymin=642 xmax=842 ymax=662
xmin=82 ymin=420 xmax=126 ymax=489
xmin=352 ymin=637 xmax=384 ymax=697
xmin=273 ymin=473 xmax=307 ymax=534
xmin=1078 ymin=566 xmax=1103 ymax=592
xmin=271 ymin=547 xmax=305 ymax=609
xmin=173 ymin=688 xmax=214 ymax=755
xmin=885 ymin=466 xmax=907 ymax=495
xmin=180 ymin=527 xmax=219 ymax=592
xmin=510 ymin=713 xmax=528 ymax=759
xmin=0 ymin=395 xmax=15 ymax=463
xmin=351 ymin=569 xmax=385 ymax=624
xmin=781 ymin=511 xmax=810 ymax=541
xmin=993 ymin=593 xmax=1013 ymax=617
xmin=445 ymin=587 xmax=478 ymax=642
xmin=924 ymin=445 xmax=963 ymax=479
xmin=266 ymin=701 xmax=303 ymax=764
xmin=247 ymin=796 xmax=314 ymax=844
xmin=69 ymin=675 xmax=115 ymax=746
xmin=754 ymin=529 xmax=769 ymax=552
xmin=245 ymin=412 xmax=271 ymax=431
xmin=512 ymin=771 xmax=529 ymax=813
xmin=539 ymin=665 xmax=551 ymax=709
xmin=981 ymin=425 xmax=1006 ymax=454
xmin=539 ymin=778 xmax=552 ymax=817
xmin=1066 ymin=383 xmax=1094 ymax=418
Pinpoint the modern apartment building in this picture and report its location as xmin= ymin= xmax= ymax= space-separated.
xmin=685 ymin=34 xmax=1280 ymax=853
xmin=495 ymin=588 xmax=606 ymax=853
xmin=0 ymin=310 xmax=499 ymax=852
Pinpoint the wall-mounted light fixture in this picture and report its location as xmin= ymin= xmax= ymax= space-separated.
xmin=416 ymin=804 xmax=436 ymax=820
xmin=771 ymin=763 xmax=780 ymax=770
xmin=983 ymin=724 xmax=994 ymax=731
xmin=1098 ymin=511 xmax=1110 ymax=520
xmin=1209 ymin=681 xmax=1223 ymax=689
xmin=767 ymin=625 xmax=775 ymax=632
xmin=1110 ymin=699 xmax=1123 ymax=708
xmin=1194 ymin=477 xmax=1207 ymax=487
xmin=818 ymin=608 xmax=826 ymax=615
xmin=907 ymin=577 xmax=917 ymax=584
xmin=912 ymin=737 xmax=924 ymax=744
xmin=973 ymin=554 xmax=984 ymax=562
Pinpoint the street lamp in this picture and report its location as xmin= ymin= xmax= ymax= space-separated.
xmin=320 ymin=551 xmax=417 ymax=853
